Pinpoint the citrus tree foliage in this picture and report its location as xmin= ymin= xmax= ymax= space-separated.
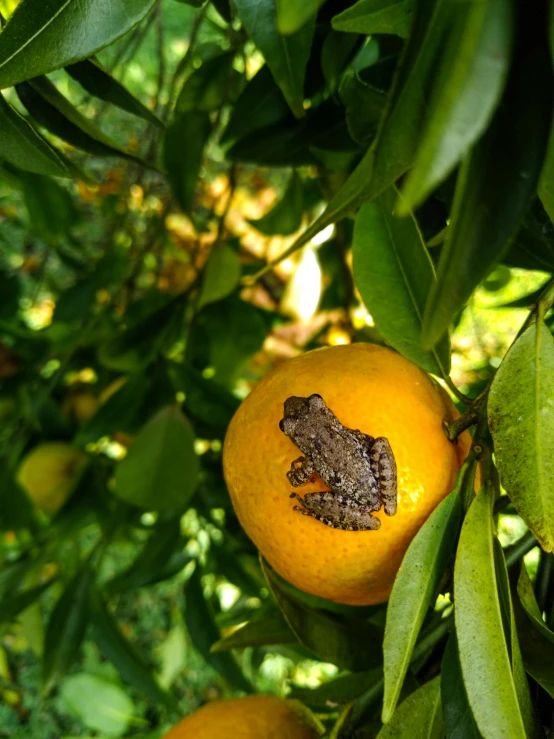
xmin=0 ymin=0 xmax=554 ymax=736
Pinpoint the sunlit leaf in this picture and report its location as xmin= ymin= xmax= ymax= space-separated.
xmin=59 ymin=672 xmax=136 ymax=737
xmin=353 ymin=186 xmax=450 ymax=376
xmin=332 ymin=0 xmax=415 ymax=38
xmin=197 ymin=242 xmax=241 ymax=310
xmin=454 ymin=484 xmax=527 ymax=738
xmin=378 ymin=676 xmax=443 ymax=737
xmin=262 ymin=559 xmax=383 ymax=671
xmin=290 ymin=669 xmax=380 ymax=709
xmin=489 ymin=322 xmax=554 ymax=552
xmin=211 ymin=610 xmax=295 ymax=651
xmin=0 ymin=0 xmax=156 ymax=89
xmin=115 ymin=405 xmax=199 ymax=511
xmin=421 ymin=22 xmax=552 ymax=348
xmin=276 ymin=0 xmax=326 ymax=34
xmin=382 ymin=487 xmax=461 ymax=721
xmin=0 ymin=93 xmax=67 ymax=176
xmin=234 ymin=0 xmax=315 ymax=118
xmin=398 ymin=0 xmax=513 ymax=213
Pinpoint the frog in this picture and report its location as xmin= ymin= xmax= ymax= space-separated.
xmin=279 ymin=394 xmax=397 ymax=531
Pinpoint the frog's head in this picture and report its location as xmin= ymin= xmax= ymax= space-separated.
xmin=279 ymin=394 xmax=326 ymax=435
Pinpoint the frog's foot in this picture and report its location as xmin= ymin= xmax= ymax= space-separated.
xmin=289 ymin=491 xmax=381 ymax=531
xmin=287 ymin=456 xmax=317 ymax=487
xmin=370 ymin=437 xmax=398 ymax=516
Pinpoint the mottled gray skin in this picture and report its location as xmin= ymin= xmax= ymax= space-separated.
xmin=279 ymin=394 xmax=397 ymax=531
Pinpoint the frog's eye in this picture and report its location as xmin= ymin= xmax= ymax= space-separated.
xmin=279 ymin=418 xmax=289 ymax=433
xmin=308 ymin=393 xmax=325 ymax=408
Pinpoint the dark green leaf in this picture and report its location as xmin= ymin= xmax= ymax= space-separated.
xmin=176 ymin=52 xmax=238 ymax=113
xmin=106 ymin=518 xmax=189 ymax=592
xmin=353 ymin=186 xmax=450 ymax=375
xmin=211 ymin=610 xmax=295 ymax=651
xmin=0 ymin=0 xmax=156 ymax=89
xmin=234 ymin=0 xmax=315 ymax=118
xmin=16 ymin=76 xmax=150 ymax=166
xmin=321 ymin=30 xmax=360 ymax=94
xmin=66 ymin=58 xmax=163 ymax=127
xmin=163 ymin=111 xmax=211 ymax=214
xmin=185 ymin=566 xmax=252 ymax=691
xmin=169 ymin=362 xmax=239 ymax=427
xmin=332 ymin=0 xmax=415 ymax=38
xmin=0 ymin=464 xmax=35 ymax=531
xmin=277 ymin=0 xmax=326 ymax=34
xmin=339 ymin=71 xmax=385 ymax=148
xmin=42 ymin=568 xmax=92 ymax=694
xmin=382 ymin=487 xmax=461 ymax=721
xmin=378 ymin=676 xmax=443 ymax=737
xmin=489 ymin=322 xmax=554 ymax=552
xmin=221 ymin=65 xmax=291 ymax=145
xmin=248 ymin=172 xmax=303 ymax=236
xmin=21 ymin=172 xmax=76 ymax=241
xmin=290 ymin=669 xmax=380 ymax=709
xmin=0 ymin=579 xmax=54 ymax=624
xmin=539 ymin=131 xmax=554 ymax=224
xmin=517 ymin=564 xmax=554 ymax=644
xmin=421 ymin=20 xmax=552 ymax=348
xmin=89 ymin=583 xmax=177 ymax=708
xmin=197 ymin=242 xmax=241 ymax=309
xmin=454 ymin=484 xmax=527 ymax=738
xmin=0 ymin=93 xmax=67 ymax=176
xmin=398 ymin=0 xmax=513 ymax=213
xmin=115 ymin=405 xmax=199 ymax=511
xmin=59 ymin=672 xmax=136 ymax=737
xmin=262 ymin=559 xmax=383 ymax=671
xmin=0 ymin=269 xmax=21 ymax=321
xmin=440 ymin=634 xmax=481 ymax=739
xmin=75 ymin=374 xmax=150 ymax=446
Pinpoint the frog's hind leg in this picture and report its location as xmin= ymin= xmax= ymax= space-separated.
xmin=287 ymin=456 xmax=317 ymax=487
xmin=290 ymin=492 xmax=381 ymax=531
xmin=370 ymin=437 xmax=397 ymax=516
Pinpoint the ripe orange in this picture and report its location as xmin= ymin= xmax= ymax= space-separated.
xmin=162 ymin=695 xmax=323 ymax=739
xmin=223 ymin=343 xmax=470 ymax=606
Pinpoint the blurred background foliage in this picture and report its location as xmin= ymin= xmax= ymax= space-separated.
xmin=0 ymin=0 xmax=551 ymax=736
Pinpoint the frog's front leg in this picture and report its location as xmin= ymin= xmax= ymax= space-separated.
xmin=287 ymin=456 xmax=317 ymax=487
xmin=290 ymin=492 xmax=381 ymax=531
xmin=370 ymin=437 xmax=397 ymax=516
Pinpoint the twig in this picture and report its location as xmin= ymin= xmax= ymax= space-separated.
xmin=504 ymin=531 xmax=537 ymax=569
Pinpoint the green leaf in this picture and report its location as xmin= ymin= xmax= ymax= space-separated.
xmin=0 ymin=93 xmax=67 ymax=176
xmin=66 ymin=58 xmax=163 ymax=128
xmin=517 ymin=564 xmax=554 ymax=644
xmin=197 ymin=242 xmax=241 ymax=310
xmin=290 ymin=669 xmax=381 ymax=709
xmin=488 ymin=322 xmax=554 ymax=552
xmin=0 ymin=579 xmax=54 ymax=624
xmin=21 ymin=172 xmax=76 ymax=241
xmin=234 ymin=0 xmax=315 ymax=119
xmin=421 ymin=21 xmax=553 ymax=348
xmin=398 ymin=0 xmax=513 ymax=214
xmin=16 ymin=76 xmax=150 ymax=167
xmin=539 ymin=129 xmax=554 ymax=224
xmin=0 ymin=0 xmax=156 ymax=89
xmin=106 ymin=518 xmax=190 ymax=593
xmin=262 ymin=559 xmax=383 ymax=671
xmin=276 ymin=0 xmax=326 ymax=34
xmin=454 ymin=484 xmax=527 ymax=738
xmin=185 ymin=566 xmax=252 ymax=691
xmin=221 ymin=65 xmax=290 ymax=145
xmin=115 ymin=405 xmax=199 ymax=511
xmin=377 ymin=676 xmax=443 ymax=738
xmin=59 ymin=673 xmax=136 ymax=737
xmin=352 ymin=187 xmax=450 ymax=376
xmin=338 ymin=71 xmax=385 ymax=148
xmin=42 ymin=568 xmax=92 ymax=694
xmin=211 ymin=610 xmax=295 ymax=651
xmin=89 ymin=583 xmax=177 ymax=709
xmin=163 ymin=111 xmax=211 ymax=214
xmin=382 ymin=487 xmax=461 ymax=722
xmin=440 ymin=634 xmax=481 ymax=739
xmin=248 ymin=173 xmax=304 ymax=236
xmin=169 ymin=362 xmax=239 ymax=428
xmin=332 ymin=0 xmax=415 ymax=38
xmin=176 ymin=52 xmax=238 ymax=113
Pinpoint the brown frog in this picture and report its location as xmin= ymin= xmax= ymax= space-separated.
xmin=279 ymin=394 xmax=397 ymax=531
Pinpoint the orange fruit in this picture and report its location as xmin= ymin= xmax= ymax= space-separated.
xmin=162 ymin=695 xmax=323 ymax=739
xmin=223 ymin=343 xmax=470 ymax=606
